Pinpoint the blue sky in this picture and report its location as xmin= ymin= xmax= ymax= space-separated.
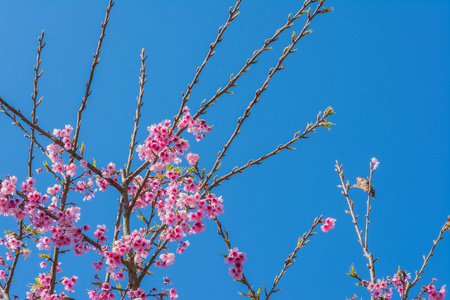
xmin=0 ymin=0 xmax=449 ymax=299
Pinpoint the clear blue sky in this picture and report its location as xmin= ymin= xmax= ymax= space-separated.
xmin=0 ymin=0 xmax=449 ymax=299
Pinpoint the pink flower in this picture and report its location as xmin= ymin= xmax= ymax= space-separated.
xmin=185 ymin=153 xmax=199 ymax=166
xmin=371 ymin=157 xmax=380 ymax=170
xmin=150 ymin=162 xmax=165 ymax=173
xmin=155 ymin=252 xmax=175 ymax=268
xmin=170 ymin=288 xmax=178 ymax=300
xmin=426 ymin=284 xmax=447 ymax=300
xmin=320 ymin=217 xmax=336 ymax=233
xmin=80 ymin=159 xmax=88 ymax=168
xmin=225 ymin=247 xmax=246 ymax=280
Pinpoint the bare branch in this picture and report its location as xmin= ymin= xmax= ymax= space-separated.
xmin=29 ymin=30 xmax=46 ymax=178
xmin=402 ymin=217 xmax=449 ymax=300
xmin=335 ymin=161 xmax=376 ymax=284
xmin=126 ymin=48 xmax=148 ymax=176
xmin=197 ymin=1 xmax=326 ymax=193
xmin=206 ymin=107 xmax=334 ymax=193
xmin=179 ymin=0 xmax=324 ymax=132
xmin=265 ymin=216 xmax=323 ymax=300
xmin=171 ymin=0 xmax=242 ymax=134
xmin=72 ymin=0 xmax=115 ymax=153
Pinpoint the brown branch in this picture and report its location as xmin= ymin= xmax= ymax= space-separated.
xmin=126 ymin=48 xmax=148 ymax=176
xmin=197 ymin=1 xmax=326 ymax=193
xmin=335 ymin=161 xmax=376 ymax=285
xmin=412 ymin=279 xmax=437 ymax=300
xmin=364 ymin=168 xmax=374 ymax=251
xmin=137 ymin=225 xmax=168 ymax=284
xmin=72 ymin=0 xmax=115 ymax=153
xmin=4 ymin=221 xmax=24 ymax=294
xmin=49 ymin=246 xmax=59 ymax=294
xmin=206 ymin=107 xmax=334 ymax=193
xmin=402 ymin=217 xmax=449 ymax=300
xmin=104 ymin=200 xmax=124 ymax=283
xmin=171 ymin=0 xmax=242 ymax=134
xmin=29 ymin=30 xmax=46 ymax=178
xmin=213 ymin=216 xmax=256 ymax=299
xmin=265 ymin=216 xmax=322 ymax=300
xmin=178 ymin=0 xmax=327 ymax=134
xmin=0 ymin=102 xmax=48 ymax=156
xmin=0 ymin=96 xmax=123 ymax=192
xmin=0 ymin=285 xmax=10 ymax=300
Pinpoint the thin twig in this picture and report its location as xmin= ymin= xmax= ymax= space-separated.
xmin=178 ymin=0 xmax=326 ymax=134
xmin=197 ymin=1 xmax=326 ymax=193
xmin=4 ymin=221 xmax=24 ymax=293
xmin=171 ymin=0 xmax=242 ymax=134
xmin=335 ymin=161 xmax=376 ymax=285
xmin=72 ymin=0 xmax=115 ymax=154
xmin=364 ymin=168 xmax=374 ymax=251
xmin=214 ymin=218 xmax=257 ymax=298
xmin=126 ymin=48 xmax=148 ymax=176
xmin=206 ymin=108 xmax=334 ymax=193
xmin=402 ymin=217 xmax=449 ymax=300
xmin=265 ymin=216 xmax=323 ymax=300
xmin=0 ymin=102 xmax=48 ymax=156
xmin=29 ymin=30 xmax=46 ymax=178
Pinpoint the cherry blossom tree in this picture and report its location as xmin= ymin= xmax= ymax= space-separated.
xmin=0 ymin=1 xmax=448 ymax=300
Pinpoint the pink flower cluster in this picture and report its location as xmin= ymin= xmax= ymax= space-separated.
xmin=88 ymin=282 xmax=115 ymax=300
xmin=361 ymin=271 xmax=418 ymax=299
xmin=136 ymin=119 xmax=190 ymax=164
xmin=0 ymin=114 xmax=220 ymax=298
xmin=26 ymin=264 xmax=70 ymax=300
xmin=155 ymin=252 xmax=175 ymax=268
xmin=225 ymin=247 xmax=247 ymax=280
xmin=371 ymin=157 xmax=380 ymax=170
xmin=127 ymin=288 xmax=147 ymax=299
xmin=426 ymin=284 xmax=447 ymax=300
xmin=390 ymin=272 xmax=411 ymax=296
xmin=177 ymin=106 xmax=212 ymax=141
xmin=366 ymin=279 xmax=393 ymax=299
xmin=320 ymin=217 xmax=336 ymax=233
xmin=0 ymin=175 xmax=19 ymax=216
xmin=185 ymin=152 xmax=199 ymax=166
xmin=99 ymin=229 xmax=153 ymax=275
xmin=62 ymin=276 xmax=78 ymax=293
xmin=53 ymin=125 xmax=73 ymax=150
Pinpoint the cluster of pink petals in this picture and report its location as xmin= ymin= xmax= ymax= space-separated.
xmin=53 ymin=125 xmax=73 ymax=150
xmin=127 ymin=287 xmax=147 ymax=299
xmin=225 ymin=247 xmax=247 ymax=280
xmin=101 ymin=163 xmax=116 ymax=179
xmin=61 ymin=276 xmax=78 ymax=293
xmin=26 ymin=265 xmax=70 ymax=300
xmin=0 ymin=117 xmax=219 ymax=298
xmin=169 ymin=288 xmax=178 ymax=300
xmin=177 ymin=106 xmax=212 ymax=141
xmin=390 ymin=272 xmax=411 ymax=296
xmin=136 ymin=119 xmax=191 ymax=164
xmin=100 ymin=229 xmax=153 ymax=274
xmin=366 ymin=279 xmax=392 ymax=299
xmin=371 ymin=157 xmax=380 ymax=170
xmin=155 ymin=252 xmax=175 ymax=268
xmin=0 ymin=176 xmax=18 ymax=216
xmin=426 ymin=284 xmax=447 ymax=300
xmin=87 ymin=286 xmax=115 ymax=300
xmin=176 ymin=240 xmax=190 ymax=254
xmin=185 ymin=153 xmax=199 ymax=166
xmin=320 ymin=217 xmax=336 ymax=233
xmin=94 ymin=224 xmax=108 ymax=244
